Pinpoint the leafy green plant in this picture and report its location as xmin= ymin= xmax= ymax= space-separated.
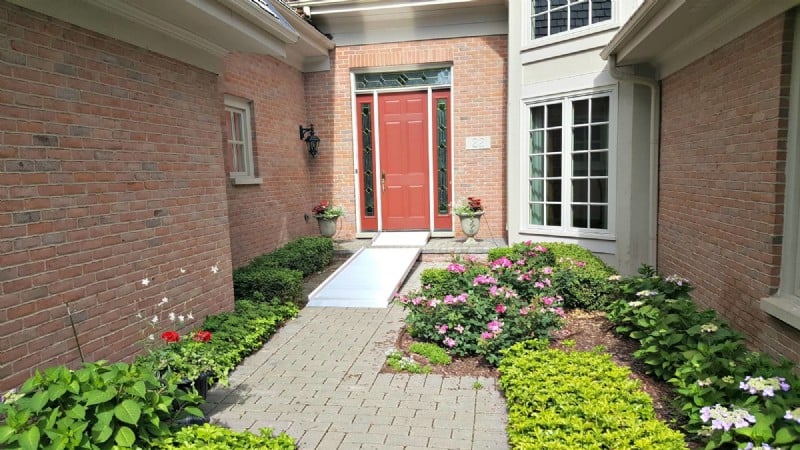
xmin=153 ymin=423 xmax=295 ymax=449
xmin=385 ymin=350 xmax=431 ymax=374
xmin=499 ymin=340 xmax=687 ymax=450
xmin=409 ymin=342 xmax=452 ymax=365
xmin=472 ymin=381 xmax=483 ymax=390
xmin=233 ymin=267 xmax=303 ymax=304
xmin=0 ymin=361 xmax=203 ymax=450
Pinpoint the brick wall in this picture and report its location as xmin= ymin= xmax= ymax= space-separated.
xmin=0 ymin=2 xmax=235 ymax=391
xmin=220 ymin=53 xmax=317 ymax=268
xmin=304 ymin=36 xmax=508 ymax=240
xmin=658 ymin=12 xmax=800 ymax=362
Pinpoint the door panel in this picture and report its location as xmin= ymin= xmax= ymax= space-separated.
xmin=379 ymin=92 xmax=430 ymax=230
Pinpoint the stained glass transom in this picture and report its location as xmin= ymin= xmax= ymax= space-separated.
xmin=355 ymin=68 xmax=451 ymax=90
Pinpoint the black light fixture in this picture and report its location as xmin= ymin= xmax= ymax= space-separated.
xmin=299 ymin=124 xmax=320 ymax=158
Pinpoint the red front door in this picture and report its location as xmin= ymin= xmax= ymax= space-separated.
xmin=379 ymin=92 xmax=430 ymax=230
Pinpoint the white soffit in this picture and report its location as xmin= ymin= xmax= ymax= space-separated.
xmin=286 ymin=0 xmax=507 ymax=46
xmin=10 ymin=0 xmax=332 ymax=73
xmin=602 ymin=0 xmax=800 ymax=78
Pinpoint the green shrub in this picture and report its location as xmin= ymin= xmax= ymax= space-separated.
xmin=153 ymin=423 xmax=295 ymax=449
xmin=489 ymin=241 xmax=615 ymax=310
xmin=605 ymin=267 xmax=800 ymax=448
xmin=397 ymin=244 xmax=565 ymax=366
xmin=0 ymin=361 xmax=203 ymax=450
xmin=233 ymin=267 xmax=303 ymax=304
xmin=409 ymin=342 xmax=452 ymax=365
xmin=252 ymin=237 xmax=333 ymax=277
xmin=499 ymin=340 xmax=687 ymax=450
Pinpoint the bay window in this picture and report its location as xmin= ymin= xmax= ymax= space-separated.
xmin=527 ymin=92 xmax=613 ymax=235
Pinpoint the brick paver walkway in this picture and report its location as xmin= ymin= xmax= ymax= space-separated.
xmin=204 ymin=266 xmax=509 ymax=449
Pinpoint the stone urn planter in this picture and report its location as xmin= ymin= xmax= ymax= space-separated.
xmin=456 ymin=211 xmax=484 ymax=244
xmin=317 ymin=217 xmax=338 ymax=238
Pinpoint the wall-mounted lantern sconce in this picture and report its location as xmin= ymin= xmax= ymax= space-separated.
xmin=299 ymin=124 xmax=320 ymax=158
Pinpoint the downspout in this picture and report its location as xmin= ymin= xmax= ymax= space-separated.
xmin=607 ymin=54 xmax=660 ymax=269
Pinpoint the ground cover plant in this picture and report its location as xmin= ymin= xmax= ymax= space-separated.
xmin=153 ymin=423 xmax=294 ymax=449
xmin=499 ymin=339 xmax=688 ymax=450
xmin=606 ymin=266 xmax=800 ymax=449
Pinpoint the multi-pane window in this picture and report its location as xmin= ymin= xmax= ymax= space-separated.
xmin=531 ymin=0 xmax=612 ymax=40
xmin=224 ymin=97 xmax=255 ymax=178
xmin=528 ymin=94 xmax=611 ymax=232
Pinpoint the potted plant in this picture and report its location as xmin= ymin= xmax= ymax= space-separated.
xmin=453 ymin=196 xmax=484 ymax=243
xmin=312 ymin=200 xmax=344 ymax=238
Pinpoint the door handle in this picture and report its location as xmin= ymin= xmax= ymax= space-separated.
xmin=381 ymin=172 xmax=386 ymax=192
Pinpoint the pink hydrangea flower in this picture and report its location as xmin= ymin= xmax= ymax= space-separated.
xmin=487 ymin=320 xmax=503 ymax=333
xmin=519 ymin=306 xmax=530 ymax=316
xmin=490 ymin=257 xmax=512 ymax=269
xmin=496 ymin=304 xmax=507 ymax=314
xmin=437 ymin=324 xmax=449 ymax=334
xmin=541 ymin=267 xmax=553 ymax=275
xmin=481 ymin=331 xmax=495 ymax=340
xmin=443 ymin=337 xmax=456 ymax=348
xmin=426 ymin=298 xmax=440 ymax=308
xmin=447 ymin=263 xmax=466 ymax=273
xmin=455 ymin=324 xmax=465 ymax=333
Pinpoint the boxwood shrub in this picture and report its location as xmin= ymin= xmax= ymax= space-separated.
xmin=251 ymin=237 xmax=333 ymax=277
xmin=232 ymin=267 xmax=303 ymax=304
xmin=489 ymin=241 xmax=616 ymax=310
xmin=499 ymin=340 xmax=687 ymax=450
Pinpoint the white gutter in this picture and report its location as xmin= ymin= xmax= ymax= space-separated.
xmin=607 ymin=54 xmax=660 ymax=268
xmin=218 ymin=0 xmax=300 ymax=43
xmin=275 ymin=1 xmax=336 ymax=53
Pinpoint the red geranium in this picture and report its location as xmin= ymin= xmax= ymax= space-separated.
xmin=193 ymin=330 xmax=212 ymax=343
xmin=161 ymin=331 xmax=180 ymax=343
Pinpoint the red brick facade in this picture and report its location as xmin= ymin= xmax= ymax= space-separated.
xmin=220 ymin=53 xmax=318 ymax=268
xmin=658 ymin=13 xmax=800 ymax=362
xmin=304 ymin=36 xmax=508 ymax=240
xmin=0 ymin=2 xmax=235 ymax=390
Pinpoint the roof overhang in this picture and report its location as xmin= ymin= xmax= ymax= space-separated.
xmin=601 ymin=0 xmax=800 ymax=78
xmin=285 ymin=0 xmax=506 ymax=46
xmin=10 ymin=0 xmax=333 ymax=73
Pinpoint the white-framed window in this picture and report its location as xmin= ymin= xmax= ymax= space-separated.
xmin=526 ymin=90 xmax=615 ymax=237
xmin=530 ymin=0 xmax=613 ymax=41
xmin=224 ymin=95 xmax=259 ymax=184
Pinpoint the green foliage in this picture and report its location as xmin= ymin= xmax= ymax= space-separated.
xmin=605 ymin=266 xmax=800 ymax=448
xmin=153 ymin=423 xmax=295 ymax=449
xmin=0 ymin=361 xmax=203 ymax=450
xmin=398 ymin=243 xmax=566 ymax=366
xmin=489 ymin=241 xmax=616 ymax=310
xmin=252 ymin=237 xmax=334 ymax=277
xmin=499 ymin=340 xmax=687 ymax=450
xmin=233 ymin=267 xmax=303 ymax=305
xmin=409 ymin=343 xmax=452 ymax=365
xmin=136 ymin=300 xmax=298 ymax=390
xmin=385 ymin=351 xmax=431 ymax=374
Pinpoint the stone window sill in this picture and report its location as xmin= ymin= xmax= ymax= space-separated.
xmin=761 ymin=294 xmax=800 ymax=331
xmin=230 ymin=176 xmax=262 ymax=186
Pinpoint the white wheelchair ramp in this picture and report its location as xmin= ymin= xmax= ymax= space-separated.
xmin=307 ymin=232 xmax=429 ymax=308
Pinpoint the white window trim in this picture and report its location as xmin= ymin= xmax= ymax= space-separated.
xmin=521 ymin=87 xmax=617 ymax=241
xmin=224 ymin=94 xmax=261 ymax=185
xmin=522 ymin=0 xmax=618 ymax=50
xmin=761 ymin=9 xmax=800 ymax=329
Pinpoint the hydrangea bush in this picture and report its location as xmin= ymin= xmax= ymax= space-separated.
xmin=396 ymin=243 xmax=566 ymax=365
xmin=605 ymin=265 xmax=800 ymax=449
